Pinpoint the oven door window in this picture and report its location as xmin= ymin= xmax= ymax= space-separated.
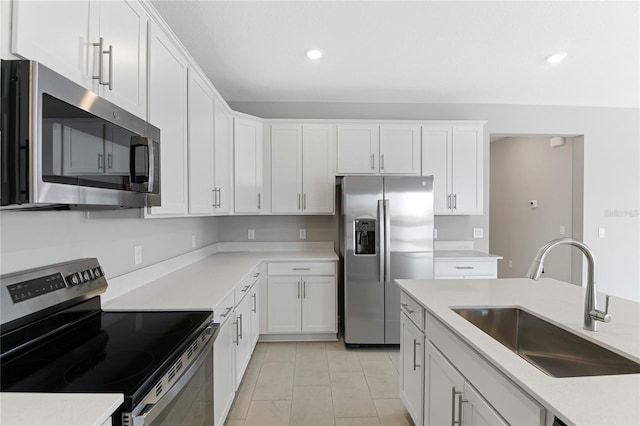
xmin=41 ymin=93 xmax=143 ymax=191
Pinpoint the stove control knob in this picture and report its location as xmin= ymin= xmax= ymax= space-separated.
xmin=92 ymin=267 xmax=103 ymax=278
xmin=67 ymin=273 xmax=80 ymax=286
xmin=82 ymin=270 xmax=92 ymax=281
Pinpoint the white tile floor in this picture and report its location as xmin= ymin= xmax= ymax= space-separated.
xmin=225 ymin=339 xmax=414 ymax=426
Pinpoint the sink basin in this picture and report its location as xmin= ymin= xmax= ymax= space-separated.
xmin=452 ymin=307 xmax=640 ymax=378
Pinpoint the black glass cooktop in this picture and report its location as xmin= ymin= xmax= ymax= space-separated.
xmin=0 ymin=309 xmax=212 ymax=410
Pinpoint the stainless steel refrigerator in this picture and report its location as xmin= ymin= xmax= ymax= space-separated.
xmin=340 ymin=176 xmax=434 ymax=345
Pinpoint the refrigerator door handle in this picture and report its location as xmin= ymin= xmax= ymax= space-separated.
xmin=378 ymin=199 xmax=385 ymax=283
xmin=384 ymin=199 xmax=391 ymax=283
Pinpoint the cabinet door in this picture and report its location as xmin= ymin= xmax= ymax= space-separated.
xmin=11 ymin=0 xmax=92 ymax=88
xmin=301 ymin=276 xmax=336 ymax=332
xmin=463 ymin=382 xmax=508 ymax=426
xmin=249 ymin=285 xmax=260 ymax=348
xmin=379 ymin=125 xmax=421 ymax=175
xmin=267 ymin=276 xmax=301 ymax=333
xmin=336 ymin=125 xmax=379 ymax=174
xmin=400 ymin=313 xmax=424 ymax=426
xmin=213 ymin=97 xmax=233 ymax=214
xmin=451 ymin=125 xmax=483 ymax=214
xmin=302 ymin=125 xmax=336 ymax=213
xmin=234 ymin=117 xmax=263 ymax=213
xmin=422 ymin=125 xmax=451 ymax=214
xmin=235 ymin=293 xmax=253 ymax=387
xmin=425 ymin=341 xmax=465 ymax=426
xmin=94 ymin=0 xmax=147 ymax=119
xmin=187 ymin=69 xmax=215 ymax=215
xmin=271 ymin=125 xmax=302 ymax=213
xmin=146 ymin=23 xmax=188 ymax=216
xmin=213 ymin=318 xmax=236 ymax=426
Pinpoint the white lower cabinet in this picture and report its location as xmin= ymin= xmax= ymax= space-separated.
xmin=400 ymin=311 xmax=424 ymax=426
xmin=213 ymin=293 xmax=236 ymax=426
xmin=265 ymin=262 xmax=337 ymax=337
xmin=234 ymin=289 xmax=253 ymax=386
xmin=400 ymin=291 xmax=544 ymax=425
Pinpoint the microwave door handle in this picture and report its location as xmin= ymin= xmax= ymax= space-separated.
xmin=130 ymin=136 xmax=155 ymax=193
xmin=133 ymin=341 xmax=212 ymax=425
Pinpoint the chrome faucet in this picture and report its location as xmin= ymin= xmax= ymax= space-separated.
xmin=526 ymin=237 xmax=611 ymax=331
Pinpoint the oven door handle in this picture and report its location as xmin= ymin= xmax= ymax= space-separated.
xmin=132 ymin=339 xmax=213 ymax=425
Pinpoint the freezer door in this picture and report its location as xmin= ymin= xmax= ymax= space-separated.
xmin=343 ymin=176 xmax=385 ymax=345
xmin=383 ymin=176 xmax=434 ymax=343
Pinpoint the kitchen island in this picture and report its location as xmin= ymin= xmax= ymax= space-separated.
xmin=397 ymin=277 xmax=640 ymax=425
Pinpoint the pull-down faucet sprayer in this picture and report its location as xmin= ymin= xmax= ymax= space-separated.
xmin=526 ymin=238 xmax=611 ymax=331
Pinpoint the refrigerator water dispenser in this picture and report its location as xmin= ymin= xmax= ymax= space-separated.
xmin=354 ymin=219 xmax=376 ymax=255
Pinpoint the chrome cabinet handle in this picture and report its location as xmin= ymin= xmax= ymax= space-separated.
xmin=292 ymin=267 xmax=310 ymax=271
xmin=242 ymin=285 xmax=250 ymax=292
xmin=107 ymin=152 xmax=113 ymax=169
xmin=451 ymin=387 xmax=467 ymax=426
xmin=98 ymin=153 xmax=103 ymax=169
xmin=238 ymin=314 xmax=243 ymax=339
xmin=253 ymin=272 xmax=260 ymax=278
xmin=303 ymin=281 xmax=306 ymax=299
xmin=303 ymin=193 xmax=306 ymax=210
xmin=297 ymin=281 xmax=301 ymax=299
xmin=106 ymin=44 xmax=113 ymax=90
xmin=412 ymin=339 xmax=421 ymax=371
xmin=447 ymin=194 xmax=451 ymax=210
xmin=257 ymin=193 xmax=261 ymax=209
xmin=220 ymin=306 xmax=233 ymax=318
xmin=252 ymin=293 xmax=257 ymax=313
xmin=92 ymin=37 xmax=104 ymax=83
xmin=401 ymin=303 xmax=414 ymax=314
xmin=233 ymin=319 xmax=239 ymax=345
xmin=453 ymin=194 xmax=457 ymax=210
xmin=380 ymin=153 xmax=385 ymax=171
xmin=370 ymin=153 xmax=375 ymax=169
xmin=455 ymin=266 xmax=474 ymax=270
xmin=298 ymin=193 xmax=301 ymax=210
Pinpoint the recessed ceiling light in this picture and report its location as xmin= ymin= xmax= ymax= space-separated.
xmin=306 ymin=49 xmax=322 ymax=60
xmin=546 ymin=52 xmax=567 ymax=64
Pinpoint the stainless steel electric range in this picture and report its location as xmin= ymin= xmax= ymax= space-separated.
xmin=0 ymin=258 xmax=218 ymax=425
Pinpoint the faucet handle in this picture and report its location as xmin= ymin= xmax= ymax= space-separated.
xmin=591 ymin=294 xmax=612 ymax=323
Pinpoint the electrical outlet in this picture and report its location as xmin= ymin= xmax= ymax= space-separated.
xmin=247 ymin=229 xmax=255 ymax=240
xmin=598 ymin=228 xmax=605 ymax=238
xmin=191 ymin=235 xmax=196 ymax=248
xmin=508 ymin=259 xmax=513 ymax=268
xmin=299 ymin=228 xmax=307 ymax=239
xmin=134 ymin=245 xmax=142 ymax=265
xmin=473 ymin=228 xmax=484 ymax=239
xmin=434 ymin=228 xmax=438 ymax=239
xmin=559 ymin=225 xmax=565 ymax=235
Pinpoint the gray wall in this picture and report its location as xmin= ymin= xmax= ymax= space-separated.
xmin=0 ymin=211 xmax=218 ymax=278
xmin=489 ymin=136 xmax=574 ymax=282
xmin=231 ymin=101 xmax=640 ymax=302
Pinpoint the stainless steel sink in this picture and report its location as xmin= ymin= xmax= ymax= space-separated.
xmin=452 ymin=307 xmax=640 ymax=378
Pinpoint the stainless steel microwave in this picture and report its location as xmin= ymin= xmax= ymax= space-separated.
xmin=1 ymin=60 xmax=160 ymax=209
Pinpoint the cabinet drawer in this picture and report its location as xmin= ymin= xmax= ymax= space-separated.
xmin=435 ymin=260 xmax=497 ymax=278
xmin=214 ymin=291 xmax=235 ymax=324
xmin=249 ymin=264 xmax=261 ymax=284
xmin=268 ymin=262 xmax=335 ymax=276
xmin=400 ymin=291 xmax=425 ymax=331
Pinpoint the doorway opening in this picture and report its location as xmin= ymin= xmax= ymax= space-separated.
xmin=489 ymin=134 xmax=584 ymax=285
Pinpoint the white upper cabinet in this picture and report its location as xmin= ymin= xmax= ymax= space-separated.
xmin=337 ymin=124 xmax=420 ymax=175
xmin=422 ymin=123 xmax=484 ymax=215
xmin=234 ymin=116 xmax=264 ymax=214
xmin=187 ymin=68 xmax=215 ymax=216
xmin=12 ymin=0 xmax=147 ymax=119
xmin=145 ymin=22 xmax=188 ymax=217
xmin=213 ymin=97 xmax=234 ymax=214
xmin=270 ymin=124 xmax=335 ymax=214
xmin=379 ymin=124 xmax=421 ymax=174
xmin=336 ymin=124 xmax=379 ymax=174
xmin=91 ymin=0 xmax=147 ymax=119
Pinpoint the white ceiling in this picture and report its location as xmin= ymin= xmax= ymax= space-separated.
xmin=150 ymin=1 xmax=639 ymax=108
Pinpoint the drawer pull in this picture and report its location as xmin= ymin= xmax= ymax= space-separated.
xmin=401 ymin=303 xmax=415 ymax=314
xmin=253 ymin=272 xmax=260 ymax=278
xmin=219 ymin=306 xmax=233 ymax=318
xmin=292 ymin=267 xmax=311 ymax=271
xmin=241 ymin=285 xmax=250 ymax=292
xmin=455 ymin=266 xmax=475 ymax=270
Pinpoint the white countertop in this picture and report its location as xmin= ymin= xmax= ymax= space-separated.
xmin=434 ymin=250 xmax=502 ymax=260
xmin=396 ymin=277 xmax=640 ymax=426
xmin=0 ymin=393 xmax=123 ymax=426
xmin=103 ymin=249 xmax=337 ymax=311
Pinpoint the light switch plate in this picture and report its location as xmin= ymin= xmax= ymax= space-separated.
xmin=299 ymin=229 xmax=306 ymax=239
xmin=134 ymin=245 xmax=142 ymax=265
xmin=248 ymin=229 xmax=255 ymax=240
xmin=473 ymin=228 xmax=484 ymax=239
